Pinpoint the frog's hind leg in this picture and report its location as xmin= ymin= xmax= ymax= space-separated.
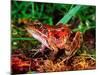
xmin=65 ymin=32 xmax=83 ymax=60
xmin=70 ymin=32 xmax=82 ymax=53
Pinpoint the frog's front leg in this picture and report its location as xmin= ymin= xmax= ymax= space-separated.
xmin=30 ymin=44 xmax=46 ymax=57
xmin=39 ymin=44 xmax=46 ymax=53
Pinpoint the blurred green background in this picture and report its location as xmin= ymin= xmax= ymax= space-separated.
xmin=11 ymin=1 xmax=96 ymax=57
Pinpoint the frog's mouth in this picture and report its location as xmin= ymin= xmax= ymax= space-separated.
xmin=26 ymin=28 xmax=49 ymax=48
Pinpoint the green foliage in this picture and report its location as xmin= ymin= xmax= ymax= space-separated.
xmin=11 ymin=1 xmax=96 ymax=29
xmin=57 ymin=5 xmax=81 ymax=24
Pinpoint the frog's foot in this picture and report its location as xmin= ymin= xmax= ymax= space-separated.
xmin=29 ymin=45 xmax=46 ymax=58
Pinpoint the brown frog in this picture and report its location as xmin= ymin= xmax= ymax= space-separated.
xmin=24 ymin=20 xmax=82 ymax=60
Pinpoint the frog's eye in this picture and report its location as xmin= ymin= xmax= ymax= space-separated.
xmin=34 ymin=23 xmax=43 ymax=29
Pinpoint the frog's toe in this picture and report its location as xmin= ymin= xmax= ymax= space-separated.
xmin=65 ymin=51 xmax=71 ymax=56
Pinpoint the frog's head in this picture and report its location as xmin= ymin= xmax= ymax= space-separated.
xmin=25 ymin=20 xmax=50 ymax=48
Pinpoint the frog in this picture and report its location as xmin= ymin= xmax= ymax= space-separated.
xmin=24 ymin=20 xmax=82 ymax=60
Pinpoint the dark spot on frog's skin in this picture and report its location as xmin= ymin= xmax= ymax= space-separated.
xmin=62 ymin=29 xmax=65 ymax=32
xmin=42 ymin=28 xmax=48 ymax=34
xmin=54 ymin=33 xmax=60 ymax=39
